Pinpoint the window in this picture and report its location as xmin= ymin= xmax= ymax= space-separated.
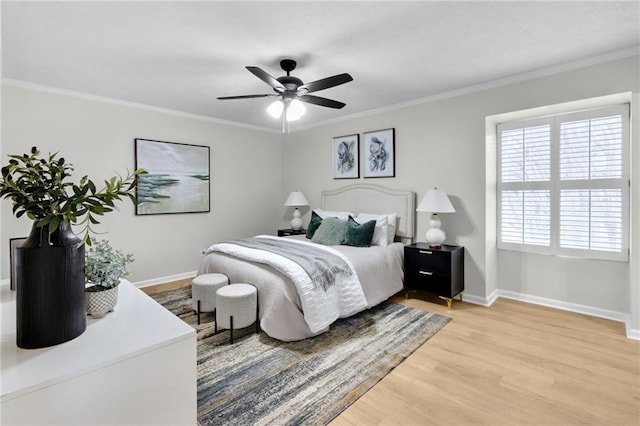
xmin=497 ymin=105 xmax=629 ymax=261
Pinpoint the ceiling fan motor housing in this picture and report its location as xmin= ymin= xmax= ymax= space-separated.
xmin=277 ymin=76 xmax=304 ymax=93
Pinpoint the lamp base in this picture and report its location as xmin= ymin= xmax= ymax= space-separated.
xmin=291 ymin=208 xmax=303 ymax=230
xmin=425 ymin=213 xmax=446 ymax=248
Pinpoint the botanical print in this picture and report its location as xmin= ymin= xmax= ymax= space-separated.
xmin=363 ymin=128 xmax=395 ymax=178
xmin=135 ymin=139 xmax=210 ymax=215
xmin=333 ymin=134 xmax=359 ymax=179
xmin=368 ymin=135 xmax=389 ymax=172
xmin=338 ymin=141 xmax=356 ymax=173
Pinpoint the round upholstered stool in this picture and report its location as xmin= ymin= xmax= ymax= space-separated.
xmin=192 ymin=273 xmax=228 ymax=325
xmin=215 ymin=283 xmax=259 ymax=344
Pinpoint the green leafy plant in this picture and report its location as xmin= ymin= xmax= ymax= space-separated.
xmin=0 ymin=146 xmax=145 ymax=245
xmin=85 ymin=240 xmax=134 ymax=290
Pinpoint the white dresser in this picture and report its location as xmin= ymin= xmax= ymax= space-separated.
xmin=1 ymin=280 xmax=197 ymax=425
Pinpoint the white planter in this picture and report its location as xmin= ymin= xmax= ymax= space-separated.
xmin=85 ymin=285 xmax=119 ymax=317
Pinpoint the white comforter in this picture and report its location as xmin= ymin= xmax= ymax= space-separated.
xmin=198 ymin=235 xmax=404 ymax=341
xmin=204 ymin=235 xmax=367 ymax=334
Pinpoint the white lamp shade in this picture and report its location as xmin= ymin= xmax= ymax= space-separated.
xmin=417 ymin=188 xmax=455 ymax=213
xmin=284 ymin=191 xmax=309 ymax=207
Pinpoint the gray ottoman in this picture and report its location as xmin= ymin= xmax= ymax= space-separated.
xmin=215 ymin=283 xmax=259 ymax=344
xmin=192 ymin=273 xmax=228 ymax=325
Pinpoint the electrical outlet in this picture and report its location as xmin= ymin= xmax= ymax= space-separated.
xmin=201 ymin=247 xmax=208 ymax=256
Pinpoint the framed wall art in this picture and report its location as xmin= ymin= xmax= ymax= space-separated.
xmin=333 ymin=134 xmax=359 ymax=179
xmin=363 ymin=128 xmax=395 ymax=178
xmin=10 ymin=237 xmax=27 ymax=291
xmin=135 ymin=138 xmax=210 ymax=215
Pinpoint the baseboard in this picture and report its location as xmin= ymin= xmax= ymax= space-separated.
xmin=133 ymin=271 xmax=197 ymax=289
xmin=496 ymin=289 xmax=627 ymax=321
xmin=460 ymin=291 xmax=496 ymax=307
xmin=625 ymin=320 xmax=640 ymax=341
xmin=495 ymin=289 xmax=640 ymax=340
xmin=462 ymin=288 xmax=638 ymax=341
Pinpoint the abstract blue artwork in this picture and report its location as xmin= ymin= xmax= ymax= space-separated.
xmin=333 ymin=134 xmax=359 ymax=179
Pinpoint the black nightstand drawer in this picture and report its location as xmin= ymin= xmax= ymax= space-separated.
xmin=405 ymin=270 xmax=452 ymax=296
xmin=404 ymin=248 xmax=451 ymax=273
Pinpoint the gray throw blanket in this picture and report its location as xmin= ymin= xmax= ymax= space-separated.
xmin=225 ymin=237 xmax=353 ymax=291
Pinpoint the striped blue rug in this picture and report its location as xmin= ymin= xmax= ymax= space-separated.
xmin=151 ymin=285 xmax=450 ymax=425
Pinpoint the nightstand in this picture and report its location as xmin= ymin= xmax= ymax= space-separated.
xmin=277 ymin=228 xmax=306 ymax=237
xmin=404 ymin=243 xmax=464 ymax=309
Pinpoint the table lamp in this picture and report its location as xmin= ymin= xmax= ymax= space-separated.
xmin=416 ymin=188 xmax=455 ymax=248
xmin=284 ymin=191 xmax=309 ymax=230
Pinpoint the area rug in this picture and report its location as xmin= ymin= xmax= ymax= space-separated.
xmin=150 ymin=285 xmax=450 ymax=426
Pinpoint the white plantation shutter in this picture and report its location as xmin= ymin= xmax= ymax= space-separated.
xmin=559 ymin=189 xmax=623 ymax=252
xmin=501 ymin=124 xmax=551 ymax=182
xmin=497 ymin=104 xmax=629 ymax=261
xmin=499 ymin=190 xmax=551 ymax=246
xmin=498 ymin=118 xmax=552 ymax=255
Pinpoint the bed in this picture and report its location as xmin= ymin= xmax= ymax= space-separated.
xmin=198 ymin=184 xmax=416 ymax=341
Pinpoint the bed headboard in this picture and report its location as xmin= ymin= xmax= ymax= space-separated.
xmin=321 ymin=184 xmax=416 ymax=244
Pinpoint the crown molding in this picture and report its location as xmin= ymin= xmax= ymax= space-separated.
xmin=292 ymin=46 xmax=640 ymax=133
xmin=1 ymin=79 xmax=280 ymax=134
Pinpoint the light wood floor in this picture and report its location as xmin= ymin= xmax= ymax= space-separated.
xmin=333 ymin=293 xmax=640 ymax=426
xmin=142 ymin=284 xmax=640 ymax=425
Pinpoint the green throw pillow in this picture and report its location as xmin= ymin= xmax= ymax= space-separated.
xmin=311 ymin=217 xmax=348 ymax=246
xmin=344 ymin=216 xmax=376 ymax=247
xmin=306 ymin=210 xmax=323 ymax=239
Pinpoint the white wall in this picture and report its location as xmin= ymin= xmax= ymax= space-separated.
xmin=3 ymin=55 xmax=638 ymax=335
xmin=284 ymin=55 xmax=640 ymax=333
xmin=1 ymin=84 xmax=283 ymax=284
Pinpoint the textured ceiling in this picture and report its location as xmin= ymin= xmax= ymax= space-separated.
xmin=2 ymin=1 xmax=639 ymax=132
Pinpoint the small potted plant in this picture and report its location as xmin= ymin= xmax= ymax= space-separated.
xmin=85 ymin=240 xmax=134 ymax=317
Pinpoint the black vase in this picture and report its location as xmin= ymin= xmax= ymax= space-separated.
xmin=16 ymin=223 xmax=87 ymax=349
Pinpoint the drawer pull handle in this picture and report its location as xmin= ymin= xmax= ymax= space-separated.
xmin=419 ymin=270 xmax=433 ymax=276
xmin=419 ymin=250 xmax=433 ymax=255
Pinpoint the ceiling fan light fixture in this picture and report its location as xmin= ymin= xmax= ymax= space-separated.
xmin=267 ymin=100 xmax=284 ymax=118
xmin=286 ymin=99 xmax=306 ymax=122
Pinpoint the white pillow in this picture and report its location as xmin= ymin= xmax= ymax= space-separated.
xmin=356 ymin=212 xmax=398 ymax=245
xmin=314 ymin=208 xmax=353 ymax=220
xmin=355 ymin=213 xmax=389 ymax=246
xmin=386 ymin=213 xmax=398 ymax=242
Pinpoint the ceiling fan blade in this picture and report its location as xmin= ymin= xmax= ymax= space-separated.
xmin=246 ymin=66 xmax=286 ymax=91
xmin=217 ymin=94 xmax=277 ymax=100
xmin=298 ymin=73 xmax=353 ymax=94
xmin=298 ymin=95 xmax=346 ymax=109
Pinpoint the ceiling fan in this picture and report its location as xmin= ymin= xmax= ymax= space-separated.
xmin=217 ymin=59 xmax=353 ymax=126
